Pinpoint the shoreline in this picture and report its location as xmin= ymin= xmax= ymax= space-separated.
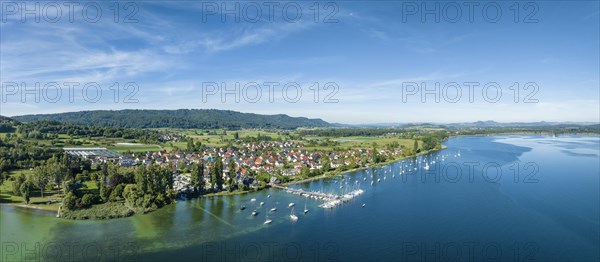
xmin=0 ymin=203 xmax=59 ymax=213
xmin=282 ymin=146 xmax=447 ymax=186
xmin=4 ymin=132 xmax=592 ymax=219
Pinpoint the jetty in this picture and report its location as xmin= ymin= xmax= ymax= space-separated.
xmin=270 ymin=184 xmax=364 ymax=209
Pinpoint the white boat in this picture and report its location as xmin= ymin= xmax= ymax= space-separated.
xmin=250 ymin=198 xmax=256 ymax=202
xmin=270 ymin=207 xmax=277 ymax=212
xmin=267 ymin=195 xmax=271 ymax=198
xmin=303 ymin=202 xmax=309 ymax=214
xmin=377 ymin=178 xmax=381 ymax=182
xmin=290 ymin=207 xmax=298 ymax=221
xmin=264 ymin=213 xmax=272 ymax=224
xmin=260 ymin=202 xmax=264 ymax=206
xmin=424 ymin=164 xmax=429 ymax=170
xmin=251 ymin=210 xmax=258 ymax=216
xmin=288 ymin=203 xmax=295 ymax=208
xmin=362 ymin=203 xmax=366 ymax=207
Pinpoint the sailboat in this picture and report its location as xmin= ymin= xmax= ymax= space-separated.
xmin=264 ymin=213 xmax=272 ymax=224
xmin=290 ymin=207 xmax=298 ymax=221
xmin=303 ymin=201 xmax=309 ymax=214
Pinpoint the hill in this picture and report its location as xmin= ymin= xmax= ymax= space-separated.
xmin=12 ymin=109 xmax=332 ymax=130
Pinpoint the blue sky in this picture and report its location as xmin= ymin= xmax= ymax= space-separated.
xmin=1 ymin=1 xmax=598 ymax=124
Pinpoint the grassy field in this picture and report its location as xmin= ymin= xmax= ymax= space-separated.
xmin=163 ymin=129 xmax=282 ymax=148
xmin=302 ymin=136 xmax=418 ymax=151
xmin=0 ymin=170 xmax=62 ymax=211
xmin=108 ymin=143 xmax=163 ymax=153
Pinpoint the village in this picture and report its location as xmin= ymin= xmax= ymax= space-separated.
xmin=65 ymin=140 xmax=406 ymax=194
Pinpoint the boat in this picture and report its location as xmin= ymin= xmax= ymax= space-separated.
xmin=270 ymin=207 xmax=277 ymax=212
xmin=290 ymin=207 xmax=298 ymax=221
xmin=260 ymin=202 xmax=264 ymax=206
xmin=267 ymin=195 xmax=271 ymax=198
xmin=250 ymin=198 xmax=256 ymax=202
xmin=240 ymin=205 xmax=246 ymax=211
xmin=303 ymin=202 xmax=309 ymax=214
xmin=251 ymin=210 xmax=259 ymax=216
xmin=424 ymin=164 xmax=429 ymax=170
xmin=288 ymin=203 xmax=295 ymax=208
xmin=362 ymin=203 xmax=366 ymax=207
xmin=264 ymin=214 xmax=272 ymax=224
xmin=377 ymin=178 xmax=381 ymax=182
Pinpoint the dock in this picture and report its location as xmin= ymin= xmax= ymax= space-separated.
xmin=270 ymin=184 xmax=364 ymax=209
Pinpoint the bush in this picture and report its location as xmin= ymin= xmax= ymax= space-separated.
xmin=80 ymin=194 xmax=94 ymax=208
xmin=63 ymin=192 xmax=78 ymax=210
xmin=110 ymin=184 xmax=125 ymax=201
xmin=61 ymin=202 xmax=134 ymax=220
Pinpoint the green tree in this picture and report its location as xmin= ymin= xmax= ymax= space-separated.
xmin=19 ymin=180 xmax=34 ymax=204
xmin=80 ymin=194 xmax=95 ymax=208
xmin=32 ymin=165 xmax=51 ymax=198
xmin=227 ymin=177 xmax=235 ymax=192
xmin=135 ymin=165 xmax=148 ymax=193
xmin=321 ymin=156 xmax=331 ymax=171
xmin=12 ymin=172 xmax=26 ymax=196
xmin=99 ymin=181 xmax=111 ymax=202
xmin=110 ymin=184 xmax=126 ymax=201
xmin=63 ymin=192 xmax=78 ymax=210
xmin=228 ymin=158 xmax=236 ymax=178
xmin=422 ymin=135 xmax=439 ymax=151
xmin=211 ymin=156 xmax=224 ymax=191
xmin=0 ymin=171 xmax=8 ymax=186
xmin=413 ymin=139 xmax=419 ymax=153
xmin=122 ymin=184 xmax=141 ymax=208
xmin=46 ymin=156 xmax=70 ymax=193
xmin=191 ymin=162 xmax=205 ymax=193
xmin=187 ymin=139 xmax=196 ymax=152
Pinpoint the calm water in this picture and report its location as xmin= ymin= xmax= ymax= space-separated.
xmin=1 ymin=135 xmax=598 ymax=261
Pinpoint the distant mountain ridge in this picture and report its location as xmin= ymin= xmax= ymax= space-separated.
xmin=340 ymin=120 xmax=599 ymax=128
xmin=12 ymin=109 xmax=332 ymax=129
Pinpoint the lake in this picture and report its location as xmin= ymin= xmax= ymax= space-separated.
xmin=1 ymin=135 xmax=598 ymax=261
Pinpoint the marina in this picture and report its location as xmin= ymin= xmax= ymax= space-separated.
xmin=271 ymin=184 xmax=365 ymax=209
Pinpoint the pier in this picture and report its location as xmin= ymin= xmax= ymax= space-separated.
xmin=270 ymin=184 xmax=364 ymax=209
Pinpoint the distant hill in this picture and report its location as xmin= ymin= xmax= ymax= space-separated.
xmin=12 ymin=109 xmax=332 ymax=129
xmin=0 ymin=115 xmax=19 ymax=132
xmin=446 ymin=120 xmax=600 ymax=128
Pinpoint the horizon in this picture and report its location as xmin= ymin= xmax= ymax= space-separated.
xmin=1 ymin=1 xmax=599 ymax=123
xmin=4 ymin=108 xmax=600 ymax=126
